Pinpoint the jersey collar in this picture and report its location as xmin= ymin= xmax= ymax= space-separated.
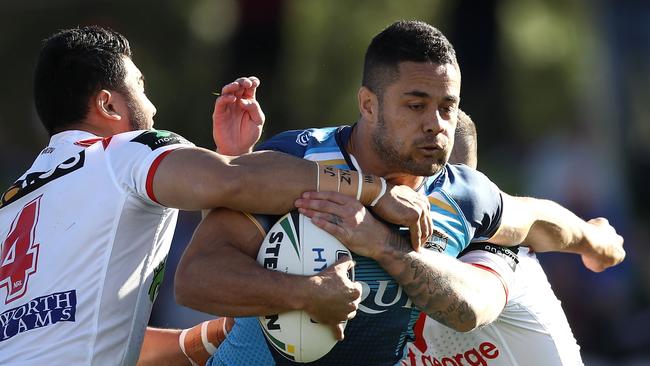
xmin=49 ymin=130 xmax=100 ymax=147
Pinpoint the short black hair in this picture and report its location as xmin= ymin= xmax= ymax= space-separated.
xmin=34 ymin=26 xmax=132 ymax=135
xmin=449 ymin=109 xmax=478 ymax=168
xmin=362 ymin=20 xmax=458 ymax=97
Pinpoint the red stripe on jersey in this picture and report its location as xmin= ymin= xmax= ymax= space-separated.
xmin=470 ymin=263 xmax=509 ymax=306
xmin=412 ymin=312 xmax=428 ymax=353
xmin=145 ymin=149 xmax=177 ymax=205
xmin=102 ymin=136 xmax=113 ymax=149
xmin=74 ymin=138 xmax=103 ymax=147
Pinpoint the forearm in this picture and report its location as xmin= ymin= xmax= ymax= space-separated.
xmin=155 ymin=148 xmax=383 ymax=213
xmin=137 ymin=327 xmax=187 ymax=366
xmin=523 ymin=199 xmax=589 ymax=254
xmin=493 ymin=196 xmax=588 ymax=254
xmin=175 ymin=243 xmax=310 ymax=316
xmin=374 ymin=231 xmax=504 ymax=332
xmin=154 ymin=148 xmax=316 ymax=212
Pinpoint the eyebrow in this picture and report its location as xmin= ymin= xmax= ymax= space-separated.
xmin=404 ymin=90 xmax=459 ymax=103
xmin=404 ymin=90 xmax=430 ymax=98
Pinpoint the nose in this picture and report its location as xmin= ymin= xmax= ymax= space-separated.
xmin=422 ymin=110 xmax=445 ymax=134
xmin=148 ymin=98 xmax=157 ymax=117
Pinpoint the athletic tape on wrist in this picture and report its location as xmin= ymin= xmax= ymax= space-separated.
xmin=369 ymin=178 xmax=387 ymax=207
xmin=179 ymin=329 xmax=199 ymax=366
xmin=201 ymin=321 xmax=218 ymax=354
xmin=222 ymin=317 xmax=230 ymax=337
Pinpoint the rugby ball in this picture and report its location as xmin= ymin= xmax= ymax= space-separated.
xmin=256 ymin=211 xmax=353 ymax=363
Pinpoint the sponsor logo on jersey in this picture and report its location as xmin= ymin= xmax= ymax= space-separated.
xmin=131 ymin=130 xmax=191 ymax=151
xmin=358 ymin=280 xmax=413 ymax=314
xmin=0 ymin=151 xmax=85 ymax=209
xmin=424 ymin=229 xmax=449 ymax=253
xmin=148 ymin=257 xmax=167 ymax=302
xmin=404 ymin=341 xmax=500 ymax=366
xmin=460 ymin=243 xmax=519 ymax=272
xmin=295 ymin=131 xmax=311 ymax=146
xmin=0 ymin=290 xmax=77 ymax=342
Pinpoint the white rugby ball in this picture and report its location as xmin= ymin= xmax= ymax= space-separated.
xmin=256 ymin=211 xmax=353 ymax=363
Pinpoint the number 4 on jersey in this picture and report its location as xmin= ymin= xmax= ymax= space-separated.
xmin=0 ymin=196 xmax=42 ymax=304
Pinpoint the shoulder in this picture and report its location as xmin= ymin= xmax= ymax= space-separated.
xmin=255 ymin=127 xmax=341 ymax=157
xmin=442 ymin=164 xmax=504 ymax=241
xmin=445 ymin=164 xmax=494 ymax=190
xmin=443 ymin=164 xmax=499 ymax=207
xmin=109 ymin=129 xmax=193 ymax=151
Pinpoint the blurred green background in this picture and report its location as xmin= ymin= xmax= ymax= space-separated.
xmin=1 ymin=0 xmax=648 ymax=364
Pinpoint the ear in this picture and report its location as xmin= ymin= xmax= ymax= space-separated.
xmin=358 ymin=86 xmax=379 ymax=124
xmin=95 ymin=90 xmax=122 ymax=121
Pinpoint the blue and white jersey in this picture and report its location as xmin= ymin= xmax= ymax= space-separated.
xmin=211 ymin=125 xmax=504 ymax=366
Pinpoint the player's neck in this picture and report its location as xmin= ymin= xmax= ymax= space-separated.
xmin=68 ymin=109 xmax=131 ymax=137
xmin=347 ymin=124 xmax=425 ymax=190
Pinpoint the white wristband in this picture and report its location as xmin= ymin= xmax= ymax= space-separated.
xmin=356 ymin=172 xmax=363 ymax=201
xmin=336 ymin=169 xmax=341 ymax=192
xmin=369 ymin=177 xmax=387 ymax=207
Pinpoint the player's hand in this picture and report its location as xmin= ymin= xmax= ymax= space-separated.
xmin=296 ymin=191 xmax=397 ymax=259
xmin=580 ymin=217 xmax=625 ymax=272
xmin=212 ymin=76 xmax=265 ymax=156
xmin=370 ymin=185 xmax=432 ymax=251
xmin=304 ymin=256 xmax=361 ymax=340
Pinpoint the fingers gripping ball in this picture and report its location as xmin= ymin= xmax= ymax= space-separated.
xmin=179 ymin=317 xmax=234 ymax=366
xmin=256 ymin=211 xmax=354 ymax=363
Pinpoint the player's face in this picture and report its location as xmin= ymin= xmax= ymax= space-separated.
xmin=372 ymin=61 xmax=460 ymax=176
xmin=121 ymin=57 xmax=156 ymax=131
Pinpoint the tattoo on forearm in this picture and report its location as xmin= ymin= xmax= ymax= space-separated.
xmin=382 ymin=230 xmax=476 ymax=330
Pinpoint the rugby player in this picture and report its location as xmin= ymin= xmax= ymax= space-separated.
xmin=175 ymin=20 xmax=623 ymax=366
xmin=0 ymin=26 xmax=432 ymax=366
xmin=397 ymin=110 xmax=583 ymax=366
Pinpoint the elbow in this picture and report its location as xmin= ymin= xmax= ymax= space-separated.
xmin=204 ymin=166 xmax=247 ymax=210
xmin=173 ymin=264 xmax=194 ymax=308
xmin=455 ymin=299 xmax=500 ymax=332
xmin=174 ymin=260 xmax=207 ymax=311
xmin=452 ymin=308 xmax=480 ymax=333
xmin=427 ymin=299 xmax=492 ymax=333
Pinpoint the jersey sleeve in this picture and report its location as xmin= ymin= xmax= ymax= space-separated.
xmin=457 ymin=243 xmax=519 ymax=303
xmin=445 ymin=164 xmax=504 ymax=242
xmin=255 ymin=129 xmax=311 ymax=157
xmin=104 ymin=129 xmax=194 ymax=206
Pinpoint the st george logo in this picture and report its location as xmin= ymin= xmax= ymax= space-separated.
xmin=0 ymin=196 xmax=42 ymax=304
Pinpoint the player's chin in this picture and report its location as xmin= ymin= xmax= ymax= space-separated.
xmin=411 ymin=156 xmax=445 ymax=175
xmin=405 ymin=162 xmax=443 ymax=177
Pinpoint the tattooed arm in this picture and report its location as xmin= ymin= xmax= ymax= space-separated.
xmin=296 ymin=192 xmax=507 ymax=332
xmin=373 ymin=230 xmax=505 ymax=331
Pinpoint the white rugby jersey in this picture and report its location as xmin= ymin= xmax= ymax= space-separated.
xmin=0 ymin=129 xmax=192 ymax=366
xmin=399 ymin=247 xmax=583 ymax=366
